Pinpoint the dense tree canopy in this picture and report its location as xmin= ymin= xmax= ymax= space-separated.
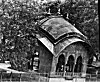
xmin=0 ymin=0 xmax=99 ymax=71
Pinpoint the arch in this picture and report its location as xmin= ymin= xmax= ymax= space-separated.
xmin=55 ymin=41 xmax=95 ymax=57
xmin=74 ymin=56 xmax=83 ymax=72
xmin=86 ymin=57 xmax=94 ymax=74
xmin=56 ymin=54 xmax=65 ymax=72
xmin=88 ymin=57 xmax=93 ymax=66
xmin=66 ymin=55 xmax=74 ymax=72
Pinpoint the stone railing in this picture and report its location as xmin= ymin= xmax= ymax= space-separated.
xmin=0 ymin=72 xmax=100 ymax=82
xmin=50 ymin=72 xmax=81 ymax=78
xmin=0 ymin=72 xmax=49 ymax=82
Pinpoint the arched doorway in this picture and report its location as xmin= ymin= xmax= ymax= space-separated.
xmin=74 ymin=56 xmax=83 ymax=72
xmin=66 ymin=55 xmax=74 ymax=72
xmin=56 ymin=54 xmax=65 ymax=72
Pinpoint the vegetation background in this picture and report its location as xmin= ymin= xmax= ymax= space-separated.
xmin=0 ymin=0 xmax=99 ymax=72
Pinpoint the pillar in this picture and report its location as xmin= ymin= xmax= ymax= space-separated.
xmin=81 ymin=59 xmax=88 ymax=77
xmin=50 ymin=56 xmax=58 ymax=74
xmin=81 ymin=51 xmax=88 ymax=77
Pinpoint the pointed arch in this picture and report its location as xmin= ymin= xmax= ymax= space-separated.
xmin=56 ymin=54 xmax=65 ymax=72
xmin=66 ymin=55 xmax=74 ymax=72
xmin=74 ymin=56 xmax=83 ymax=72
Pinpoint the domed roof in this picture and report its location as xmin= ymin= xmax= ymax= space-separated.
xmin=40 ymin=16 xmax=85 ymax=40
xmin=38 ymin=16 xmax=95 ymax=57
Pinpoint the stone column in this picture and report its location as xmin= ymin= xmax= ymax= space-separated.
xmin=50 ymin=56 xmax=58 ymax=74
xmin=81 ymin=51 xmax=88 ymax=77
xmin=81 ymin=60 xmax=87 ymax=77
xmin=72 ymin=55 xmax=77 ymax=76
xmin=63 ymin=55 xmax=69 ymax=77
xmin=72 ymin=62 xmax=76 ymax=75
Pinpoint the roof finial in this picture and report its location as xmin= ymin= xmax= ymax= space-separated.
xmin=66 ymin=13 xmax=69 ymax=19
xmin=48 ymin=8 xmax=51 ymax=15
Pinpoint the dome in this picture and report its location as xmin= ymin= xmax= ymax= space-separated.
xmin=40 ymin=16 xmax=85 ymax=40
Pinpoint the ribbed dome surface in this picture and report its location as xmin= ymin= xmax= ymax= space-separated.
xmin=40 ymin=17 xmax=84 ymax=40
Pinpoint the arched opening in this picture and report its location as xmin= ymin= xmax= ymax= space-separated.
xmin=66 ymin=55 xmax=74 ymax=72
xmin=74 ymin=56 xmax=83 ymax=72
xmin=88 ymin=57 xmax=93 ymax=66
xmin=56 ymin=54 xmax=65 ymax=72
xmin=87 ymin=57 xmax=95 ymax=74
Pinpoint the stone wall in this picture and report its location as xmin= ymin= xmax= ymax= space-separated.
xmin=38 ymin=41 xmax=53 ymax=73
xmin=51 ymin=42 xmax=89 ymax=74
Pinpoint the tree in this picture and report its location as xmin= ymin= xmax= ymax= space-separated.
xmin=60 ymin=0 xmax=99 ymax=53
xmin=0 ymin=0 xmax=41 ymax=71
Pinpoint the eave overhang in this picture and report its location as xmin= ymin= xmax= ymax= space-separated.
xmin=38 ymin=37 xmax=86 ymax=57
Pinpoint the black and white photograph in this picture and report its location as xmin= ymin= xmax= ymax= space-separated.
xmin=0 ymin=0 xmax=99 ymax=82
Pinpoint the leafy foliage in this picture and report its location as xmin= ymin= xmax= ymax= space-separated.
xmin=0 ymin=0 xmax=41 ymax=71
xmin=60 ymin=0 xmax=99 ymax=52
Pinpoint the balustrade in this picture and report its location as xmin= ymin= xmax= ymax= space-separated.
xmin=0 ymin=72 xmax=99 ymax=82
